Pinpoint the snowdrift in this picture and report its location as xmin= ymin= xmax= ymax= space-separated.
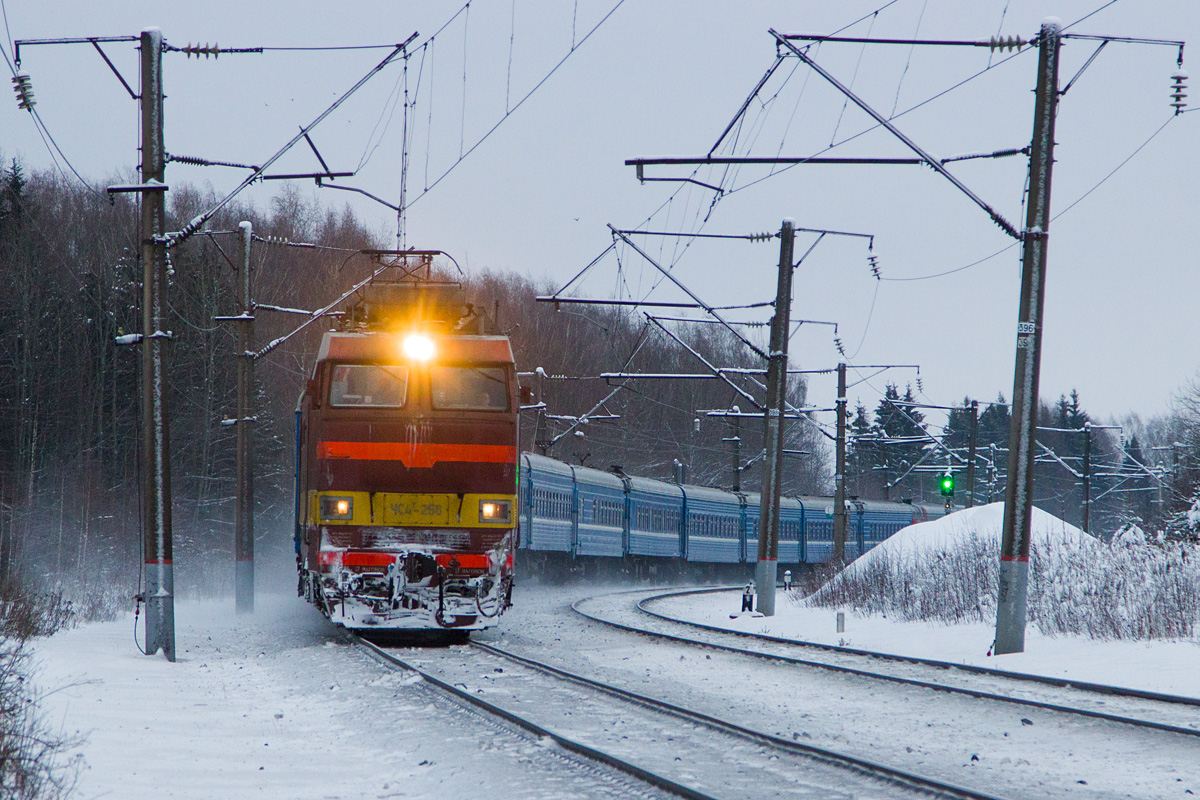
xmin=806 ymin=502 xmax=1199 ymax=641
xmin=844 ymin=502 xmax=1093 ymax=577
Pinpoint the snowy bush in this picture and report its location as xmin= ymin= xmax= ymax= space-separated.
xmin=802 ymin=504 xmax=1200 ymax=641
xmin=0 ymin=587 xmax=80 ymax=800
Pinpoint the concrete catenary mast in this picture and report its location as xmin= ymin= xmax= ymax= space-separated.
xmin=994 ymin=19 xmax=1062 ymax=656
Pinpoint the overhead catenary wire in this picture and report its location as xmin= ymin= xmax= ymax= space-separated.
xmin=399 ymin=0 xmax=627 ymax=215
xmin=889 ymin=0 xmax=930 ymax=117
xmin=719 ymin=43 xmax=1034 ymax=203
xmin=1 ymin=40 xmax=102 ymax=194
xmin=168 ymin=34 xmax=418 ymax=247
xmin=883 ymin=114 xmax=1178 ymax=282
xmin=828 ymin=9 xmax=879 ymax=144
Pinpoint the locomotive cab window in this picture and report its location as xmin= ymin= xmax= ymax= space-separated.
xmin=430 ymin=366 xmax=509 ymax=411
xmin=328 ymin=364 xmax=409 ymax=407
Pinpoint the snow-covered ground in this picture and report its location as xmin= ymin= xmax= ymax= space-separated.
xmin=30 ymin=576 xmax=1200 ymax=800
xmin=30 ymin=593 xmax=675 ymax=800
xmin=653 ymin=590 xmax=1200 ymax=699
xmin=654 ymin=504 xmax=1200 ymax=699
xmin=28 ymin=505 xmax=1200 ymax=799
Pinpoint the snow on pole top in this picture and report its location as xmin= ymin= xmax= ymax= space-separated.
xmin=783 ymin=217 xmax=795 ymax=227
xmin=1041 ymin=17 xmax=1063 ymax=30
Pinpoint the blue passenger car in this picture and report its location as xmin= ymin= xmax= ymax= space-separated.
xmin=857 ymin=500 xmax=918 ymax=556
xmin=802 ymin=498 xmax=837 ymax=563
xmin=573 ymin=465 xmax=626 ymax=557
xmin=627 ymin=476 xmax=684 ymax=558
xmin=779 ymin=496 xmax=805 ymax=563
xmin=520 ymin=453 xmax=574 ymax=553
xmin=682 ymin=485 xmax=742 ymax=563
xmin=740 ymin=494 xmax=805 ymax=564
xmin=516 ymin=452 xmax=939 ymax=569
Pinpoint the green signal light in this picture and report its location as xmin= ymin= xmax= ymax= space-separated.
xmin=939 ymin=473 xmax=955 ymax=497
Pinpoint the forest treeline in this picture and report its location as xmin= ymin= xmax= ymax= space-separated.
xmin=847 ymin=383 xmax=1199 ymax=535
xmin=0 ymin=163 xmax=824 ymax=595
xmin=1 ymin=162 xmax=1197 ymax=596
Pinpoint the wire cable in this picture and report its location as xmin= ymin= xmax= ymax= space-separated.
xmin=889 ymin=0 xmax=929 ymax=117
xmin=1049 ymin=115 xmax=1176 ymax=223
xmin=1063 ymin=1 xmax=1121 ymax=32
xmin=988 ymin=0 xmax=1012 ymax=68
xmin=0 ymin=0 xmax=13 ymax=58
xmin=404 ymin=0 xmax=627 ymax=213
xmin=459 ymin=2 xmax=470 ymax=159
xmin=882 ymin=114 xmax=1177 ymax=282
xmin=257 ymin=44 xmax=418 ymax=51
xmin=1 ymin=41 xmax=101 ymax=193
xmin=829 ymin=11 xmax=878 ymax=144
xmin=721 ymin=45 xmax=1034 ymax=200
xmin=846 ymin=280 xmax=880 ymax=359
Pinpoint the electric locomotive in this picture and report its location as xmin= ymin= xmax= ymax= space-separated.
xmin=295 ymin=256 xmax=518 ymax=634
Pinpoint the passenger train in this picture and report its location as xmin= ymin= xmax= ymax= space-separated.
xmin=516 ymin=452 xmax=945 ymax=574
xmin=294 ymin=257 xmax=941 ymax=634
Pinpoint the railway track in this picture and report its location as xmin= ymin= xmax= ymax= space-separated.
xmin=357 ymin=634 xmax=1007 ymax=800
xmin=574 ymin=587 xmax=1200 ymax=739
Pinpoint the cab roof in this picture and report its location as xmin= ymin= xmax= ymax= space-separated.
xmin=316 ymin=331 xmax=515 ymax=365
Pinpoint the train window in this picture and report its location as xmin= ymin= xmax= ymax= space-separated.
xmin=329 ymin=364 xmax=408 ymax=407
xmin=430 ymin=366 xmax=509 ymax=411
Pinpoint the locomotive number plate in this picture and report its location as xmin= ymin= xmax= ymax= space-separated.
xmin=383 ymin=494 xmax=451 ymax=525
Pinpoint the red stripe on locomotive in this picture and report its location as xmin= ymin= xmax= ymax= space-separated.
xmin=318 ymin=441 xmax=517 ymax=467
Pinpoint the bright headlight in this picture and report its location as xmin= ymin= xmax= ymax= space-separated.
xmin=402 ymin=334 xmax=435 ymax=361
xmin=479 ymin=500 xmax=511 ymax=523
xmin=320 ymin=496 xmax=354 ymax=521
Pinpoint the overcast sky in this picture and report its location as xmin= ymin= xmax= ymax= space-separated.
xmin=2 ymin=1 xmax=1196 ymax=434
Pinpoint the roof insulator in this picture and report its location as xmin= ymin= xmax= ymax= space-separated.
xmin=1170 ymin=71 xmax=1188 ymax=115
xmin=12 ymin=73 xmax=35 ymax=111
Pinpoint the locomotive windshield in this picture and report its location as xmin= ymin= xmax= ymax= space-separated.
xmin=430 ymin=366 xmax=509 ymax=411
xmin=328 ymin=364 xmax=409 ymax=407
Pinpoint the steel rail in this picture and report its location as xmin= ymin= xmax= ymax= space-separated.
xmin=468 ymin=640 xmax=1005 ymax=800
xmin=568 ymin=591 xmax=1200 ymax=740
xmin=354 ymin=636 xmax=720 ymax=800
xmin=635 ymin=586 xmax=1200 ymax=708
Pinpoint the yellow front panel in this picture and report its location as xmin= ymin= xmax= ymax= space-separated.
xmin=373 ymin=493 xmax=518 ymax=528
